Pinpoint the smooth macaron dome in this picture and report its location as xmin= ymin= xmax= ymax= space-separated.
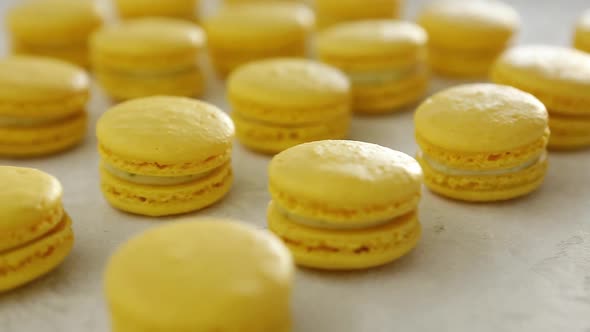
xmin=418 ymin=0 xmax=520 ymax=77
xmin=268 ymin=140 xmax=423 ymax=270
xmin=105 ymin=220 xmax=294 ymax=332
xmin=0 ymin=56 xmax=89 ymax=157
xmin=317 ymin=20 xmax=428 ymax=113
xmin=203 ymin=2 xmax=314 ymax=76
xmin=315 ymin=0 xmax=403 ymax=29
xmin=415 ymin=84 xmax=549 ymax=202
xmin=7 ymin=0 xmax=104 ymax=67
xmin=491 ymin=45 xmax=590 ymax=150
xmin=96 ymin=96 xmax=235 ymax=217
xmin=115 ymin=0 xmax=199 ymax=21
xmin=574 ymin=9 xmax=590 ymax=53
xmin=228 ymin=58 xmax=351 ymax=154
xmin=90 ymin=18 xmax=206 ymax=100
xmin=0 ymin=166 xmax=74 ymax=292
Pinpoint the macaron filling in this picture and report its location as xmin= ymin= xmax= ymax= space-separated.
xmin=419 ymin=150 xmax=547 ymax=176
xmin=347 ymin=65 xmax=422 ymax=85
xmin=102 ymin=162 xmax=218 ymax=186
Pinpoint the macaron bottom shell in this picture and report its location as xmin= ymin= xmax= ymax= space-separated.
xmin=353 ymin=73 xmax=428 ymax=114
xmin=429 ymin=46 xmax=502 ymax=78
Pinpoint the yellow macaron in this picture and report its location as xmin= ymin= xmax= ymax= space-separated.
xmin=415 ymin=84 xmax=549 ymax=202
xmin=491 ymin=45 xmax=590 ymax=150
xmin=0 ymin=56 xmax=89 ymax=158
xmin=574 ymin=9 xmax=590 ymax=53
xmin=418 ymin=0 xmax=520 ymax=78
xmin=228 ymin=58 xmax=351 ymax=154
xmin=0 ymin=166 xmax=74 ymax=292
xmin=115 ymin=0 xmax=200 ymax=21
xmin=96 ymin=96 xmax=235 ymax=217
xmin=267 ymin=140 xmax=422 ymax=270
xmin=105 ymin=219 xmax=294 ymax=331
xmin=7 ymin=0 xmax=104 ymax=67
xmin=315 ymin=0 xmax=403 ymax=29
xmin=90 ymin=18 xmax=206 ymax=100
xmin=203 ymin=2 xmax=314 ymax=76
xmin=317 ymin=20 xmax=428 ymax=114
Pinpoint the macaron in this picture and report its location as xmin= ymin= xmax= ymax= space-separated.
xmin=491 ymin=45 xmax=590 ymax=150
xmin=203 ymin=2 xmax=314 ymax=76
xmin=115 ymin=0 xmax=200 ymax=21
xmin=90 ymin=18 xmax=205 ymax=100
xmin=6 ymin=0 xmax=104 ymax=67
xmin=315 ymin=0 xmax=403 ymax=29
xmin=228 ymin=58 xmax=351 ymax=154
xmin=317 ymin=20 xmax=428 ymax=114
xmin=417 ymin=0 xmax=520 ymax=77
xmin=0 ymin=166 xmax=74 ymax=292
xmin=105 ymin=219 xmax=294 ymax=331
xmin=415 ymin=84 xmax=549 ymax=202
xmin=267 ymin=140 xmax=423 ymax=270
xmin=0 ymin=56 xmax=89 ymax=158
xmin=574 ymin=9 xmax=590 ymax=53
xmin=96 ymin=96 xmax=235 ymax=217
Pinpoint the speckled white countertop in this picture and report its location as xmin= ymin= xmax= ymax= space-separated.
xmin=0 ymin=0 xmax=589 ymax=331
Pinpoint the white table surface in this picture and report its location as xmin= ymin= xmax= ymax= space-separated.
xmin=0 ymin=1 xmax=589 ymax=331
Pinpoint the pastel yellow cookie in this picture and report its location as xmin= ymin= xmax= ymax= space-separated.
xmin=574 ymin=9 xmax=590 ymax=53
xmin=105 ymin=219 xmax=294 ymax=332
xmin=0 ymin=56 xmax=89 ymax=157
xmin=418 ymin=0 xmax=520 ymax=77
xmin=90 ymin=18 xmax=205 ymax=100
xmin=228 ymin=58 xmax=351 ymax=154
xmin=317 ymin=20 xmax=428 ymax=113
xmin=316 ymin=0 xmax=403 ymax=29
xmin=415 ymin=84 xmax=549 ymax=202
xmin=491 ymin=45 xmax=590 ymax=150
xmin=203 ymin=2 xmax=314 ymax=76
xmin=267 ymin=140 xmax=422 ymax=270
xmin=96 ymin=96 xmax=235 ymax=217
xmin=7 ymin=0 xmax=104 ymax=67
xmin=0 ymin=166 xmax=74 ymax=292
xmin=115 ymin=0 xmax=199 ymax=21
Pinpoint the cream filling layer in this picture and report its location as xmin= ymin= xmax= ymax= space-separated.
xmin=419 ymin=150 xmax=547 ymax=176
xmin=275 ymin=202 xmax=397 ymax=230
xmin=103 ymin=162 xmax=216 ymax=186
xmin=347 ymin=65 xmax=421 ymax=85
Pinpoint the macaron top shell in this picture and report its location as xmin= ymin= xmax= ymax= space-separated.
xmin=91 ymin=18 xmax=205 ymax=58
xmin=415 ymin=84 xmax=548 ymax=153
xmin=492 ymin=45 xmax=590 ymax=107
xmin=228 ymin=58 xmax=350 ymax=108
xmin=317 ymin=20 xmax=427 ymax=58
xmin=97 ymin=96 xmax=234 ymax=172
xmin=0 ymin=166 xmax=64 ymax=251
xmin=7 ymin=0 xmax=104 ymax=43
xmin=105 ymin=220 xmax=294 ymax=330
xmin=0 ymin=56 xmax=89 ymax=115
xmin=418 ymin=0 xmax=520 ymax=49
xmin=204 ymin=3 xmax=314 ymax=45
xmin=269 ymin=140 xmax=422 ymax=223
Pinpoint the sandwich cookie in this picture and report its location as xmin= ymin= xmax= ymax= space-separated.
xmin=0 ymin=166 xmax=74 ymax=292
xmin=105 ymin=219 xmax=294 ymax=332
xmin=491 ymin=45 xmax=590 ymax=150
xmin=0 ymin=56 xmax=89 ymax=157
xmin=418 ymin=0 xmax=520 ymax=77
xmin=91 ymin=18 xmax=205 ymax=100
xmin=228 ymin=58 xmax=351 ymax=154
xmin=96 ymin=96 xmax=235 ymax=217
xmin=315 ymin=0 xmax=403 ymax=29
xmin=317 ymin=20 xmax=428 ymax=114
xmin=7 ymin=0 xmax=104 ymax=67
xmin=115 ymin=0 xmax=200 ymax=21
xmin=204 ymin=2 xmax=314 ymax=76
xmin=415 ymin=84 xmax=549 ymax=202
xmin=267 ymin=140 xmax=423 ymax=270
xmin=574 ymin=9 xmax=590 ymax=53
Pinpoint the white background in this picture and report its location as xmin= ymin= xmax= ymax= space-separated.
xmin=0 ymin=0 xmax=589 ymax=331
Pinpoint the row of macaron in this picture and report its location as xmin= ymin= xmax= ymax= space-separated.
xmin=1 ymin=79 xmax=553 ymax=290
